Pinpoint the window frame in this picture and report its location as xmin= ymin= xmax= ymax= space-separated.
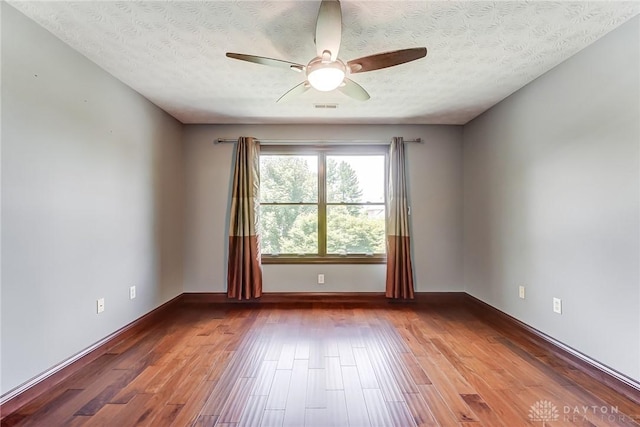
xmin=260 ymin=144 xmax=387 ymax=264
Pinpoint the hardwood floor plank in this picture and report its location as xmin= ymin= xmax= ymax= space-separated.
xmin=87 ymin=392 xmax=155 ymax=426
xmin=260 ymin=410 xmax=284 ymax=427
xmin=74 ymin=383 xmax=128 ymax=416
xmin=325 ymin=356 xmax=344 ymax=390
xmin=386 ymin=400 xmax=419 ymax=427
xmin=237 ymin=394 xmax=268 ymax=427
xmin=52 ymin=354 xmax=120 ymax=392
xmin=461 ymin=393 xmax=508 ymax=427
xmin=414 ymin=356 xmax=477 ymax=422
xmin=265 ymin=370 xmax=292 ymax=410
xmin=366 ymin=344 xmax=405 ymax=402
xmin=362 ymin=388 xmax=395 ymax=427
xmin=306 ymin=368 xmax=327 ymax=409
xmin=110 ymin=364 xmax=164 ymax=404
xmin=192 ymin=414 xmax=218 ymax=427
xmin=374 ymin=337 xmax=419 ymax=395
xmin=403 ymin=392 xmax=440 ymax=427
xmin=276 ymin=343 xmax=296 ymax=370
xmin=166 ymin=365 xmax=212 ymax=406
xmin=304 ymin=408 xmax=329 ymax=427
xmin=338 ymin=338 xmax=356 ymax=366
xmin=342 ymin=365 xmax=372 ymax=426
xmin=206 ymin=350 xmax=235 ymax=382
xmin=218 ymin=377 xmax=256 ymax=423
xmin=146 ymin=404 xmax=184 ymax=426
xmin=353 ymin=347 xmax=380 ymax=389
xmin=307 ymin=336 xmax=326 ymax=369
xmin=264 ymin=337 xmax=284 ymax=362
xmin=398 ymin=352 xmax=431 ymax=386
xmin=486 ymin=387 xmax=540 ymax=426
xmin=455 ymin=372 xmax=535 ymax=426
xmin=135 ymin=359 xmax=209 ymax=426
xmin=0 ymin=413 xmax=29 ymax=427
xmin=144 ymin=357 xmax=189 ymax=394
xmin=282 ymin=359 xmax=309 ymax=427
xmin=252 ymin=361 xmax=278 ymax=396
xmin=416 ymin=384 xmax=463 ymax=427
xmin=324 ymin=337 xmax=340 ymax=358
xmin=169 ymin=380 xmax=217 ymax=426
xmin=16 ymin=389 xmax=84 ymax=427
xmin=396 ymin=323 xmax=429 ymax=358
xmin=294 ymin=339 xmax=310 ymax=360
xmin=323 ymin=390 xmax=349 ymax=427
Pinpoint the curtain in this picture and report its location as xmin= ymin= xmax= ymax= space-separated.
xmin=227 ymin=137 xmax=263 ymax=300
xmin=385 ymin=137 xmax=415 ymax=299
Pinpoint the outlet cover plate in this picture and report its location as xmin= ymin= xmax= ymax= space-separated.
xmin=97 ymin=298 xmax=105 ymax=314
xmin=519 ymin=286 xmax=525 ymax=299
xmin=553 ymin=297 xmax=562 ymax=314
xmin=129 ymin=286 xmax=136 ymax=300
xmin=318 ymin=274 xmax=325 ymax=284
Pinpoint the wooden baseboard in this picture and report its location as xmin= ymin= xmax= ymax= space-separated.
xmin=181 ymin=291 xmax=467 ymax=305
xmin=182 ymin=291 xmax=384 ymax=304
xmin=464 ymin=294 xmax=640 ymax=405
xmin=0 ymin=294 xmax=184 ymax=419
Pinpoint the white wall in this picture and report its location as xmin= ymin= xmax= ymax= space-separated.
xmin=462 ymin=17 xmax=640 ymax=381
xmin=183 ymin=124 xmax=462 ymax=293
xmin=1 ymin=4 xmax=185 ymax=395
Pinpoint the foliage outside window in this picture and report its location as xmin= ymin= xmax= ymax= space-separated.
xmin=259 ymin=145 xmax=386 ymax=263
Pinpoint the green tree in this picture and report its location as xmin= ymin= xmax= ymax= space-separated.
xmin=260 ymin=156 xmax=316 ymax=254
xmin=259 ymin=155 xmax=385 ymax=255
xmin=326 ymin=158 xmax=363 ymax=203
xmin=280 ymin=211 xmax=318 ymax=254
xmin=327 ymin=206 xmax=385 ymax=254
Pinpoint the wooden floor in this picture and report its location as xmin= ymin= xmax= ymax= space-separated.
xmin=2 ymin=302 xmax=639 ymax=427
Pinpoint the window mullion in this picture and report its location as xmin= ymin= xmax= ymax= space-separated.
xmin=318 ymin=152 xmax=327 ymax=257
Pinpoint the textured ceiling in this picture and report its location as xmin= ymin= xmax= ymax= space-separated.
xmin=9 ymin=1 xmax=640 ymax=125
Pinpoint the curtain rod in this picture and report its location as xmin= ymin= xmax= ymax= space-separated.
xmin=214 ymin=138 xmax=421 ymax=145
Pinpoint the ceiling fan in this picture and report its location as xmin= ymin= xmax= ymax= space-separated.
xmin=226 ymin=0 xmax=427 ymax=103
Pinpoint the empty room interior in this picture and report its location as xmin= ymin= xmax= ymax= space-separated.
xmin=1 ymin=1 xmax=639 ymax=426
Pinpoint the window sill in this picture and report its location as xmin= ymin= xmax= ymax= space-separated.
xmin=261 ymin=256 xmax=386 ymax=265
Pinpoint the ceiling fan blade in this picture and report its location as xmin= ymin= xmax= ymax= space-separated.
xmin=347 ymin=47 xmax=427 ymax=74
xmin=276 ymin=82 xmax=310 ymax=103
xmin=315 ymin=0 xmax=342 ymax=61
xmin=226 ymin=53 xmax=305 ymax=72
xmin=338 ymin=78 xmax=370 ymax=101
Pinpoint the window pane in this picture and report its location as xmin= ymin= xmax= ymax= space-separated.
xmin=260 ymin=205 xmax=318 ymax=254
xmin=327 ymin=205 xmax=385 ymax=255
xmin=260 ymin=155 xmax=317 ymax=203
xmin=327 ymin=155 xmax=384 ymax=203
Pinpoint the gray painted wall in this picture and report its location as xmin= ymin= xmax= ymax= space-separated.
xmin=1 ymin=4 xmax=185 ymax=395
xmin=462 ymin=17 xmax=640 ymax=381
xmin=183 ymin=124 xmax=463 ymax=293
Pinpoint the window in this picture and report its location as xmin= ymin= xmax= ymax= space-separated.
xmin=259 ymin=145 xmax=386 ymax=263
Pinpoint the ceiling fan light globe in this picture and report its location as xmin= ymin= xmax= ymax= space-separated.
xmin=308 ymin=68 xmax=345 ymax=91
xmin=306 ymin=58 xmax=346 ymax=91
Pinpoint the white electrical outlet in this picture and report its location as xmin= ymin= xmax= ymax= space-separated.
xmin=318 ymin=274 xmax=325 ymax=284
xmin=97 ymin=298 xmax=105 ymax=314
xmin=129 ymin=286 xmax=136 ymax=300
xmin=519 ymin=286 xmax=526 ymax=299
xmin=553 ymin=297 xmax=562 ymax=314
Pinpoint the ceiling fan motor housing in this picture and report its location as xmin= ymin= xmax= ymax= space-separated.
xmin=306 ymin=57 xmax=347 ymax=91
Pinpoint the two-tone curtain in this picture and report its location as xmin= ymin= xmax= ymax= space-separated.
xmin=386 ymin=137 xmax=415 ymax=299
xmin=227 ymin=137 xmax=263 ymax=300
